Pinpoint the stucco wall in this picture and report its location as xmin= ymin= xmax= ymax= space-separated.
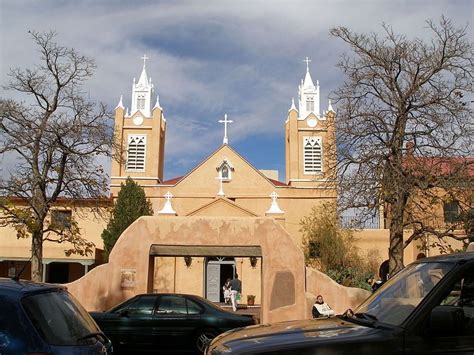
xmin=305 ymin=267 xmax=370 ymax=317
xmin=67 ymin=216 xmax=375 ymax=323
xmin=67 ymin=216 xmax=307 ymax=323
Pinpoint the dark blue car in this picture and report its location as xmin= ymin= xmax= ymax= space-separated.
xmin=0 ymin=277 xmax=112 ymax=354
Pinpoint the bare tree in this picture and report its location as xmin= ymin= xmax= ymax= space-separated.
xmin=0 ymin=31 xmax=114 ymax=282
xmin=330 ymin=17 xmax=474 ymax=275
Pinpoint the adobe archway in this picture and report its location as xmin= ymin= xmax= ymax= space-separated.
xmin=67 ymin=216 xmax=306 ymax=323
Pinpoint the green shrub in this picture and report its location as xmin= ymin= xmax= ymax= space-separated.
xmin=301 ymin=202 xmax=378 ymax=290
xmin=101 ymin=177 xmax=153 ymax=260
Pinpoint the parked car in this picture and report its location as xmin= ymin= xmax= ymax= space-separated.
xmin=0 ymin=277 xmax=112 ymax=355
xmin=207 ymin=252 xmax=474 ymax=354
xmin=91 ymin=293 xmax=257 ymax=353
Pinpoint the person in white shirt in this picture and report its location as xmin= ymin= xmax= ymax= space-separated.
xmin=312 ymin=295 xmax=335 ymax=318
xmin=222 ymin=278 xmax=232 ymax=304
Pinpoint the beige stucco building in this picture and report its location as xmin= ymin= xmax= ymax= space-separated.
xmin=103 ymin=58 xmax=338 ymax=306
xmin=1 ymin=58 xmax=469 ymax=320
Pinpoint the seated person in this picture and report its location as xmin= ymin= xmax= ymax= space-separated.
xmin=312 ymin=295 xmax=335 ymax=318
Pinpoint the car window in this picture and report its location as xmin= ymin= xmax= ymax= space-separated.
xmin=110 ymin=296 xmax=137 ymax=313
xmin=126 ymin=296 xmax=157 ymax=316
xmin=22 ymin=290 xmax=100 ymax=346
xmin=186 ymin=298 xmax=203 ymax=315
xmin=356 ymin=262 xmax=454 ymax=326
xmin=437 ymin=267 xmax=474 ymax=335
xmin=156 ymin=295 xmax=187 ymax=315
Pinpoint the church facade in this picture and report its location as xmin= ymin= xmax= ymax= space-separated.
xmin=107 ymin=58 xmax=337 ymax=304
xmin=1 ymin=57 xmax=468 ymax=320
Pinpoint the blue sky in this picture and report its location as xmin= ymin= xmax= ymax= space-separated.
xmin=1 ymin=0 xmax=472 ymax=181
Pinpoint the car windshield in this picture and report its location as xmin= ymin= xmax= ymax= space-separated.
xmin=354 ymin=261 xmax=455 ymax=326
xmin=22 ymin=290 xmax=101 ymax=346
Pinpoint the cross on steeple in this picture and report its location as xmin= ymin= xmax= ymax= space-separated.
xmin=270 ymin=191 xmax=279 ymax=203
xmin=141 ymin=54 xmax=149 ymax=68
xmin=164 ymin=191 xmax=173 ymax=201
xmin=303 ymin=56 xmax=311 ymax=72
xmin=218 ymin=113 xmax=233 ymax=145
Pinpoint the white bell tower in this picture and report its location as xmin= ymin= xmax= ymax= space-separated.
xmin=131 ymin=54 xmax=154 ymax=117
xmin=298 ymin=57 xmax=320 ymax=119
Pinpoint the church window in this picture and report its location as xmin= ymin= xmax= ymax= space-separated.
xmin=217 ymin=160 xmax=233 ymax=181
xmin=137 ymin=95 xmax=145 ymax=110
xmin=443 ymin=201 xmax=460 ymax=224
xmin=306 ymin=97 xmax=314 ymax=112
xmin=126 ymin=135 xmax=146 ymax=171
xmin=51 ymin=210 xmax=72 ymax=229
xmin=221 ymin=165 xmax=229 ymax=179
xmin=303 ymin=136 xmax=323 ymax=174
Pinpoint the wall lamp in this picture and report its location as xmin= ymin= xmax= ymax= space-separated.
xmin=184 ymin=256 xmax=193 ymax=268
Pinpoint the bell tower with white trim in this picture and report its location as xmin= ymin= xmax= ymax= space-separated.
xmin=111 ymin=55 xmax=166 ymax=194
xmin=285 ymin=58 xmax=336 ymax=187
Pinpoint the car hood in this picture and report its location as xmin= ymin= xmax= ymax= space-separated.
xmin=209 ymin=317 xmax=379 ymax=353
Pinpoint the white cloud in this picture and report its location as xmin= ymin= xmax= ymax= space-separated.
xmin=1 ymin=0 xmax=472 ymax=180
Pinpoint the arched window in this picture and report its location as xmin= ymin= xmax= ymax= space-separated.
xmin=306 ymin=96 xmax=314 ymax=112
xmin=303 ymin=136 xmax=322 ymax=174
xmin=126 ymin=135 xmax=146 ymax=171
xmin=221 ymin=165 xmax=229 ymax=179
xmin=137 ymin=95 xmax=145 ymax=110
xmin=217 ymin=160 xmax=233 ymax=181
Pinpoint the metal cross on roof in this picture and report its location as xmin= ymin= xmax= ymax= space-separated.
xmin=303 ymin=56 xmax=312 ymax=71
xmin=141 ymin=54 xmax=149 ymax=67
xmin=218 ymin=113 xmax=233 ymax=145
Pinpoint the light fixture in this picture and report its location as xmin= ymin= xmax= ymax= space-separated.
xmin=184 ymin=256 xmax=193 ymax=268
xmin=249 ymin=256 xmax=258 ymax=268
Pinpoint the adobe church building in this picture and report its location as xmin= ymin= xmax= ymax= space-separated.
xmin=66 ymin=58 xmax=370 ymax=322
xmin=1 ymin=58 xmax=467 ymax=322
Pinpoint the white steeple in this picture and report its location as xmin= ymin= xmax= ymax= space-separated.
xmin=153 ymin=95 xmax=162 ymax=110
xmin=327 ymin=99 xmax=334 ymax=113
xmin=131 ymin=54 xmax=154 ymax=117
xmin=288 ymin=97 xmax=298 ymax=112
xmin=298 ymin=57 xmax=320 ymax=119
xmin=115 ymin=95 xmax=124 ymax=110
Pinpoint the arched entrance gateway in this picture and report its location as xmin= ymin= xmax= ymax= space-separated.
xmin=66 ymin=216 xmax=307 ymax=323
xmin=148 ymin=245 xmax=261 ymax=303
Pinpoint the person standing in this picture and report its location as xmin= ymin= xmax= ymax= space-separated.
xmin=230 ymin=273 xmax=242 ymax=312
xmin=223 ymin=278 xmax=232 ymax=304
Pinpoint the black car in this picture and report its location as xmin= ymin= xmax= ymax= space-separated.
xmin=91 ymin=293 xmax=257 ymax=353
xmin=0 ymin=277 xmax=112 ymax=355
xmin=207 ymin=253 xmax=474 ymax=354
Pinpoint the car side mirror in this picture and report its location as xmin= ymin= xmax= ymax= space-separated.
xmin=427 ymin=306 xmax=464 ymax=336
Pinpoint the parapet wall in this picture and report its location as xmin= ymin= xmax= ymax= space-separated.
xmin=67 ymin=216 xmax=371 ymax=323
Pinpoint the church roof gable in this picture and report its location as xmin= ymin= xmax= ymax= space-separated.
xmin=186 ymin=197 xmax=258 ymax=217
xmin=167 ymin=144 xmax=286 ymax=190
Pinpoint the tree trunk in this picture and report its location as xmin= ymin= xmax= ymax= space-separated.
xmin=388 ymin=201 xmax=405 ymax=277
xmin=31 ymin=231 xmax=43 ymax=282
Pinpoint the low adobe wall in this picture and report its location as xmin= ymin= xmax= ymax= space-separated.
xmin=67 ymin=216 xmax=372 ymax=323
xmin=305 ymin=267 xmax=370 ymax=317
xmin=67 ymin=216 xmax=307 ymax=323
